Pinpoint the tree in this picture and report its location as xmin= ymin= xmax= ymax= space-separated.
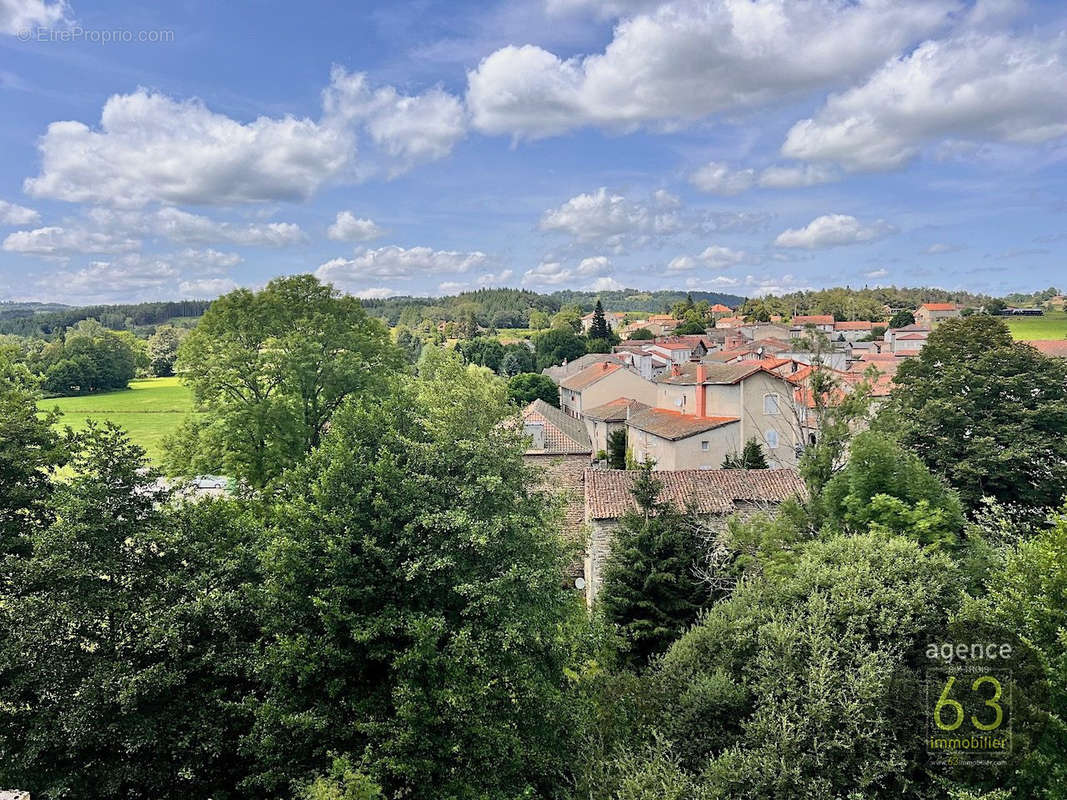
xmin=507 ymin=372 xmax=559 ymax=407
xmin=171 ymin=275 xmax=403 ymax=487
xmin=607 ymin=428 xmax=627 ymax=469
xmin=551 ymin=305 xmax=583 ymax=333
xmin=626 ymin=327 xmax=654 ymax=340
xmin=589 ymin=300 xmax=611 ymax=340
xmin=249 ymin=349 xmax=577 ymax=797
xmin=394 ymin=325 xmax=423 ymax=364
xmin=528 ymin=309 xmax=551 ymax=330
xmin=820 ymin=431 xmax=965 ymax=549
xmin=0 ymin=354 xmax=66 ymax=559
xmin=984 ymin=298 xmax=1006 ymax=316
xmin=0 ymin=424 xmax=261 ymax=798
xmin=721 ymin=438 xmax=768 ymax=469
xmin=499 ymin=343 xmax=535 ymax=376
xmin=34 ymin=320 xmax=137 ymax=395
xmin=883 ymin=315 xmax=1067 ymax=510
xmin=674 ymin=320 xmax=707 ymax=335
xmin=599 ymin=463 xmax=707 ymax=669
xmin=534 ymin=327 xmax=586 ymax=369
xmin=889 ymin=310 xmax=915 ymax=328
xmin=146 ymin=325 xmax=185 ymax=376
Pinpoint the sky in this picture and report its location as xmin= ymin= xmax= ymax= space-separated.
xmin=1 ymin=0 xmax=1066 ymax=305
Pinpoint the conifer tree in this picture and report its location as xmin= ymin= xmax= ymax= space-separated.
xmin=599 ymin=462 xmax=707 ymax=668
xmin=589 ymin=299 xmax=611 ymax=341
xmin=721 ymin=437 xmax=769 ymax=469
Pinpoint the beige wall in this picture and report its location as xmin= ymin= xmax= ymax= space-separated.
xmin=627 ymin=423 xmax=741 ymax=470
xmin=568 ymin=369 xmax=657 ymax=416
xmin=585 ymin=417 xmax=626 ymax=455
xmin=735 ymin=371 xmax=800 ymax=467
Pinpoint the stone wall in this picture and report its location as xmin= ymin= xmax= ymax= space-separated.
xmin=524 ymin=453 xmax=590 ymax=583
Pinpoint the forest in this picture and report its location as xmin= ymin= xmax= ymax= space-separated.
xmin=1 ymin=276 xmax=1064 ymax=800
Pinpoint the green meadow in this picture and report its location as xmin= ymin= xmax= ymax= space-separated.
xmin=38 ymin=377 xmax=195 ymax=465
xmin=1004 ymin=310 xmax=1067 ymax=340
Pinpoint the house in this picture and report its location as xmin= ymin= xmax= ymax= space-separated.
xmin=581 ymin=397 xmax=650 ymax=455
xmin=789 ymin=315 xmax=835 ymax=334
xmin=709 ymin=303 xmax=733 ymax=316
xmin=742 ymin=323 xmax=793 ymax=342
xmin=583 ymin=467 xmax=805 ymax=603
xmin=1026 ymin=340 xmax=1067 ymax=359
xmin=914 ymin=302 xmax=960 ymax=328
xmin=715 ymin=316 xmax=747 ymax=328
xmin=625 ymin=362 xmax=802 ymax=470
xmin=612 ymin=344 xmax=670 ymax=380
xmin=541 ymin=352 xmax=620 ymax=384
xmin=832 ymin=320 xmax=875 ymax=342
xmin=884 ymin=324 xmax=930 ymax=354
xmin=647 ymin=340 xmax=698 ymax=363
xmin=558 ymin=361 xmax=658 ymax=418
xmin=893 ymin=333 xmax=928 ymax=352
xmin=580 ymin=310 xmax=626 ymax=334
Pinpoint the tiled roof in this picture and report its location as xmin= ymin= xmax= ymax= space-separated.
xmin=648 ymin=314 xmax=676 ymax=323
xmin=582 ymin=397 xmax=651 ymax=422
xmin=895 ymin=333 xmax=928 ymax=340
xmin=890 ymin=324 xmax=930 ymax=333
xmin=920 ymin=302 xmax=958 ymax=311
xmin=715 ymin=316 xmax=746 ymax=326
xmin=560 ymin=361 xmax=624 ymax=390
xmin=651 ymin=341 xmax=693 ymax=351
xmin=834 ymin=320 xmax=874 ymax=331
xmin=585 ymin=468 xmax=806 ymax=519
xmin=710 ymin=303 xmax=733 ymax=313
xmin=541 ymin=353 xmax=619 ymax=383
xmin=626 ymin=407 xmax=738 ymax=440
xmin=522 ymin=399 xmax=592 ymax=455
xmin=1026 ymin=340 xmax=1067 ymax=358
xmin=791 ymin=315 xmax=835 ymax=325
xmin=657 ymin=361 xmax=768 ymax=385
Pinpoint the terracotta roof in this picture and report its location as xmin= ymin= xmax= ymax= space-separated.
xmin=585 ymin=468 xmax=806 ymax=519
xmin=522 ymin=399 xmax=591 ymax=455
xmin=657 ymin=361 xmax=771 ymax=385
xmin=541 ymin=352 xmax=620 ymax=383
xmin=716 ymin=316 xmax=746 ymax=327
xmin=920 ymin=302 xmax=958 ymax=311
xmin=834 ymin=320 xmax=874 ymax=331
xmin=791 ymin=315 xmax=835 ymax=325
xmin=895 ymin=333 xmax=928 ymax=341
xmin=1026 ymin=340 xmax=1067 ymax=358
xmin=650 ymin=341 xmax=694 ymax=351
xmin=889 ymin=323 xmax=930 ymax=333
xmin=559 ymin=361 xmax=625 ymax=390
xmin=582 ymin=397 xmax=651 ymax=422
xmin=626 ymin=407 xmax=738 ymax=440
xmin=710 ymin=303 xmax=733 ymax=313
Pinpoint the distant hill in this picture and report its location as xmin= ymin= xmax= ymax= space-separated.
xmin=0 ymin=300 xmax=214 ymax=337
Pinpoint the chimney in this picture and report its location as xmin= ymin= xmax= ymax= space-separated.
xmin=695 ymin=363 xmax=707 ymax=419
xmin=670 ymin=363 xmax=681 ymax=377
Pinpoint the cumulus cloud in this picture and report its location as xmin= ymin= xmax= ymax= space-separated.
xmin=866 ymin=267 xmax=889 ymax=278
xmin=782 ymin=33 xmax=1067 ymax=171
xmin=0 ymin=199 xmax=40 ymax=225
xmin=588 ymin=276 xmax=625 ymax=291
xmin=3 ymin=225 xmax=139 ymax=256
xmin=315 ymin=245 xmax=490 ymax=288
xmin=24 ymin=66 xmax=466 ymax=207
xmin=575 ymin=255 xmax=613 ymax=276
xmin=0 ymin=0 xmax=68 ymax=35
xmin=32 ymin=256 xmax=179 ymax=303
xmin=327 ymin=211 xmax=385 ymax=242
xmin=690 ymin=161 xmax=755 ymax=195
xmin=757 ymin=163 xmax=838 ymax=188
xmin=774 ymin=214 xmax=896 ymax=249
xmin=667 ymin=244 xmax=749 ymax=271
xmin=179 ymin=277 xmax=239 ymax=298
xmin=925 ymin=242 xmax=966 ymax=254
xmin=87 ymin=207 xmax=305 ymax=247
xmin=467 ymin=0 xmax=954 ymax=138
xmin=522 ymin=260 xmax=574 ymax=286
xmin=539 ymin=187 xmax=682 ymax=250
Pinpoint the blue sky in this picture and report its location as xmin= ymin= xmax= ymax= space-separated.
xmin=1 ymin=0 xmax=1065 ymax=304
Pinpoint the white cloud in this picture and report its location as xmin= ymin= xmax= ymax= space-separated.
xmin=467 ymin=0 xmax=955 ymax=138
xmin=539 ymin=187 xmax=682 ymax=250
xmin=33 ymin=257 xmax=178 ymax=303
xmin=774 ymin=214 xmax=896 ymax=249
xmin=668 ymin=244 xmax=749 ymax=271
xmin=3 ymin=225 xmax=139 ymax=256
xmin=866 ymin=267 xmax=889 ymax=278
xmin=690 ymin=161 xmax=755 ymax=195
xmin=544 ymin=0 xmax=661 ymax=19
xmin=0 ymin=0 xmax=68 ymax=35
xmin=575 ymin=255 xmax=612 ymax=276
xmin=925 ymin=242 xmax=966 ymax=254
xmin=179 ymin=277 xmax=239 ymax=298
xmin=782 ymin=33 xmax=1067 ymax=171
xmin=88 ymin=207 xmax=305 ymax=247
xmin=169 ymin=247 xmax=242 ymax=271
xmin=757 ymin=163 xmax=838 ymax=188
xmin=477 ymin=269 xmax=515 ymax=285
xmin=352 ymin=286 xmax=400 ymax=299
xmin=0 ymin=199 xmax=40 ymax=225
xmin=315 ymin=246 xmax=489 ymax=287
xmin=667 ymin=255 xmax=697 ymax=272
xmin=327 ymin=211 xmax=385 ymax=242
xmin=588 ymin=276 xmax=625 ymax=291
xmin=24 ymin=66 xmax=465 ymax=208
xmin=522 ymin=260 xmax=574 ymax=286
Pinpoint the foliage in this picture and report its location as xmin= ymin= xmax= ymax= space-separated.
xmin=455 ymin=336 xmax=505 ymax=372
xmin=171 ymin=275 xmax=402 ymax=487
xmin=626 ymin=327 xmax=654 ymax=340
xmin=300 ymin=757 xmax=384 ymax=800
xmin=507 ymin=372 xmax=559 ymax=407
xmin=31 ymin=319 xmax=138 ymax=395
xmin=720 ymin=438 xmax=769 ymax=470
xmin=146 ymin=324 xmax=186 ymax=376
xmin=249 ymin=349 xmax=578 ymax=798
xmin=0 ymin=424 xmax=261 ymax=799
xmin=821 ymin=431 xmax=965 ymax=548
xmin=0 ymin=299 xmax=212 ymax=337
xmin=883 ymin=315 xmax=1067 ymax=510
xmin=889 ymin=310 xmax=916 ymax=328
xmin=648 ymin=532 xmax=960 ymax=798
xmin=534 ymin=327 xmax=587 ymax=369
xmin=599 ymin=463 xmax=708 ymax=669
xmin=589 ymin=300 xmax=611 ymax=340
xmin=607 ymin=428 xmax=627 ymax=469
xmin=674 ymin=320 xmax=707 ymax=335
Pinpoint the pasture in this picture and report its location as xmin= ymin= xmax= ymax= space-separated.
xmin=38 ymin=377 xmax=195 ymax=465
xmin=1004 ymin=310 xmax=1067 ymax=340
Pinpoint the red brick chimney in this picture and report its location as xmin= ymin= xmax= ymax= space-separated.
xmin=670 ymin=363 xmax=681 ymax=377
xmin=695 ymin=364 xmax=707 ymax=419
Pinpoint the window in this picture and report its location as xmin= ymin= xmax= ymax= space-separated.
xmin=701 ymin=440 xmax=709 ymax=451
xmin=765 ymin=430 xmax=779 ymax=449
xmin=763 ymin=393 xmax=781 ymax=415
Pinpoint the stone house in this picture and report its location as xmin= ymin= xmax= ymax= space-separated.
xmin=789 ymin=314 xmax=836 ymax=334
xmin=580 ymin=310 xmax=626 ymax=334
xmin=558 ymin=361 xmax=657 ymax=418
xmin=914 ymin=303 xmax=960 ymax=328
xmin=583 ymin=467 xmax=805 ymax=603
xmin=581 ymin=397 xmax=650 ymax=456
xmin=541 ymin=352 xmax=620 ymax=384
xmin=832 ymin=320 xmax=876 ymax=342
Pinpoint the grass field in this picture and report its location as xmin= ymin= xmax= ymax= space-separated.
xmin=1004 ymin=310 xmax=1067 ymax=340
xmin=38 ymin=377 xmax=195 ymax=465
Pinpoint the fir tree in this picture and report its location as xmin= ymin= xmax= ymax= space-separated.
xmin=599 ymin=462 xmax=707 ymax=669
xmin=607 ymin=428 xmax=627 ymax=469
xmin=721 ymin=437 xmax=770 ymax=469
xmin=589 ymin=299 xmax=611 ymax=341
